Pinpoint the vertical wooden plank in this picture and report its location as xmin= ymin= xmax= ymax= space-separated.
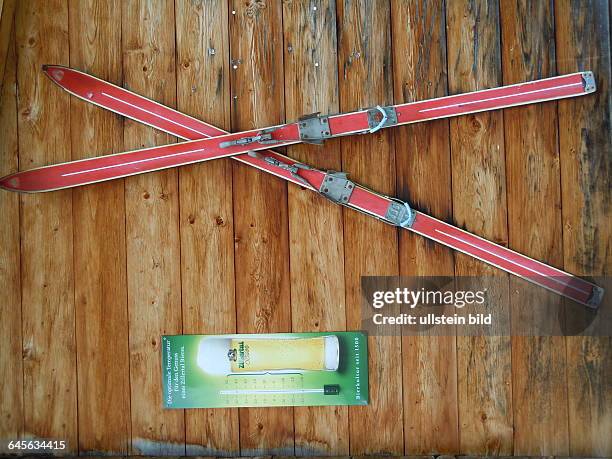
xmin=282 ymin=0 xmax=349 ymax=456
xmin=555 ymin=0 xmax=612 ymax=455
xmin=68 ymin=0 xmax=131 ymax=455
xmin=336 ymin=0 xmax=403 ymax=454
xmin=0 ymin=0 xmax=15 ymax=85
xmin=445 ymin=1 xmax=513 ymax=454
xmin=390 ymin=0 xmax=459 ymax=454
xmin=0 ymin=32 xmax=23 ymax=454
xmin=122 ymin=1 xmax=184 ymax=455
xmin=15 ymin=0 xmax=77 ymax=451
xmin=228 ymin=0 xmax=293 ymax=455
xmin=175 ymin=1 xmax=239 ymax=455
xmin=500 ymin=0 xmax=569 ymax=454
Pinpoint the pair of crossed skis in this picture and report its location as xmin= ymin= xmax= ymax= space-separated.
xmin=0 ymin=66 xmax=603 ymax=307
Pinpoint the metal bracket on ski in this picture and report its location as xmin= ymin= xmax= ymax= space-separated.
xmin=366 ymin=105 xmax=398 ymax=132
xmin=384 ymin=198 xmax=415 ymax=228
xmin=319 ymin=171 xmax=355 ymax=204
xmin=219 ymin=127 xmax=282 ymax=148
xmin=248 ymin=152 xmax=314 ymax=188
xmin=297 ymin=112 xmax=332 ymax=144
xmin=581 ymin=71 xmax=596 ymax=93
xmin=586 ymin=285 xmax=605 ymax=309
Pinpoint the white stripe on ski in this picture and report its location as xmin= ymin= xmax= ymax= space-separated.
xmin=433 ymin=228 xmax=590 ymax=294
xmin=102 ymin=92 xmax=210 ymax=137
xmin=62 ymin=147 xmax=217 ymax=177
xmin=419 ymin=82 xmax=582 ymax=113
xmin=405 ymin=221 xmax=591 ymax=302
xmin=425 ymin=213 xmax=579 ymax=277
xmin=50 ymin=65 xmax=223 ymax=133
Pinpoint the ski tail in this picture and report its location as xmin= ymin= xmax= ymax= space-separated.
xmin=324 ymin=176 xmax=603 ymax=307
xmin=397 ymin=71 xmax=596 ymax=124
xmin=409 ymin=213 xmax=603 ymax=307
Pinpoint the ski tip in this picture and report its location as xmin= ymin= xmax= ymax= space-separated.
xmin=42 ymin=65 xmax=98 ymax=100
xmin=586 ymin=285 xmax=605 ymax=309
xmin=0 ymin=172 xmax=23 ymax=193
xmin=0 ymin=171 xmax=50 ymax=193
xmin=42 ymin=64 xmax=67 ymax=83
xmin=581 ymin=71 xmax=596 ymax=93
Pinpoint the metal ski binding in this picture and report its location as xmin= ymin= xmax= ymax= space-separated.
xmin=247 ymin=152 xmax=313 ymax=187
xmin=219 ymin=127 xmax=282 ymax=148
xmin=297 ymin=112 xmax=332 ymax=144
xmin=319 ymin=171 xmax=355 ymax=203
xmin=366 ymin=105 xmax=398 ymax=133
xmin=384 ymin=198 xmax=415 ymax=228
xmin=582 ymin=71 xmax=596 ymax=93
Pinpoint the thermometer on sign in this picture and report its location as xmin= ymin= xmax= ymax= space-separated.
xmin=220 ymin=384 xmax=340 ymax=396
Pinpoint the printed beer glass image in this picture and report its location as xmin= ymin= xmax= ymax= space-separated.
xmin=197 ymin=335 xmax=340 ymax=375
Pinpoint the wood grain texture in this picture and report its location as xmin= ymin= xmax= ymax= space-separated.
xmin=122 ymin=1 xmax=184 ymax=455
xmin=445 ymin=1 xmax=513 ymax=455
xmin=228 ymin=0 xmax=293 ymax=454
xmin=555 ymin=0 xmax=612 ymax=455
xmin=500 ymin=0 xmax=569 ymax=454
xmin=0 ymin=0 xmax=17 ymax=85
xmin=336 ymin=0 xmax=403 ymax=454
xmin=15 ymin=0 xmax=77 ymax=451
xmin=390 ymin=1 xmax=459 ymax=453
xmin=0 ymin=2 xmax=609 ymax=456
xmin=68 ymin=1 xmax=131 ymax=454
xmin=0 ymin=32 xmax=22 ymax=454
xmin=282 ymin=0 xmax=349 ymax=455
xmin=174 ymin=0 xmax=239 ymax=455
xmin=0 ymin=0 xmax=15 ymax=87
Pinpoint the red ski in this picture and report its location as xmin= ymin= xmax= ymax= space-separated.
xmin=21 ymin=65 xmax=602 ymax=308
xmin=0 ymin=66 xmax=595 ymax=192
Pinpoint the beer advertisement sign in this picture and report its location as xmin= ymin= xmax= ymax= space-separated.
xmin=161 ymin=332 xmax=369 ymax=408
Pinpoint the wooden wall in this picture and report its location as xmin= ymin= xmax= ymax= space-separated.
xmin=0 ymin=0 xmax=609 ymax=456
